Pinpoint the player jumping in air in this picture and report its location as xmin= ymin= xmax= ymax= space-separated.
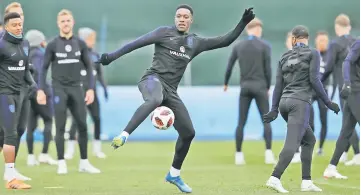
xmin=263 ymin=25 xmax=340 ymax=193
xmin=97 ymin=4 xmax=255 ymax=193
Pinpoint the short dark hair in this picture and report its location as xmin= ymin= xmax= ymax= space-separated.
xmin=291 ymin=25 xmax=309 ymax=39
xmin=3 ymin=12 xmax=21 ymax=25
xmin=176 ymin=4 xmax=193 ymax=15
xmin=316 ymin=30 xmax=328 ymax=37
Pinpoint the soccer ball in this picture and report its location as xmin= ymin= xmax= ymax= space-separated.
xmin=150 ymin=106 xmax=175 ymax=130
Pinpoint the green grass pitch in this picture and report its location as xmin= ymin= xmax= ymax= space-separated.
xmin=0 ymin=141 xmax=359 ymax=195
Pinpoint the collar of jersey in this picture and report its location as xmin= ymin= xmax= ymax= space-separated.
xmin=59 ymin=35 xmax=74 ymax=40
xmin=3 ymin=31 xmax=23 ymax=44
xmin=293 ymin=42 xmax=307 ymax=48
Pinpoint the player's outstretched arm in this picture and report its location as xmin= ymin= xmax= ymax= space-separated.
xmin=194 ymin=8 xmax=255 ymax=55
xmin=98 ymin=27 xmax=168 ymax=65
xmin=224 ymin=46 xmax=238 ymax=87
xmin=309 ymin=49 xmax=339 ymax=113
xmin=321 ymin=41 xmax=337 ymax=82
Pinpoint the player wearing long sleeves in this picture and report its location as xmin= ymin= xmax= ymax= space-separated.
xmin=321 ymin=14 xmax=359 ymax=163
xmin=0 ymin=12 xmax=35 ymax=190
xmin=223 ymin=18 xmax=275 ymax=165
xmin=323 ymin=39 xmax=360 ymax=179
xmin=24 ymin=30 xmax=57 ymax=167
xmin=65 ymin=27 xmax=108 ymax=160
xmin=36 ymin=9 xmax=100 ymax=175
xmin=262 ymin=26 xmax=340 ymax=193
xmin=97 ymin=5 xmax=255 ymax=193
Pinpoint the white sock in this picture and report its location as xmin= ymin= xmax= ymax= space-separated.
xmin=80 ymin=159 xmax=89 ymax=165
xmin=236 ymin=152 xmax=243 ymax=156
xmin=266 ymin=149 xmax=272 ymax=153
xmin=5 ymin=163 xmax=15 ymax=181
xmin=93 ymin=140 xmax=101 ymax=153
xmin=327 ymin=164 xmax=336 ymax=170
xmin=120 ymin=131 xmax=129 ymax=138
xmin=58 ymin=159 xmax=66 ymax=165
xmin=169 ymin=166 xmax=180 ymax=177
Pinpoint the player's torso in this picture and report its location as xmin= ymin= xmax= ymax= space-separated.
xmin=51 ymin=37 xmax=84 ymax=85
xmin=0 ymin=37 xmax=29 ymax=92
xmin=280 ymin=47 xmax=313 ymax=102
xmin=145 ymin=27 xmax=197 ymax=89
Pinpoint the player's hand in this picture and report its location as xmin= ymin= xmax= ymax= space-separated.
xmin=28 ymin=84 xmax=38 ymax=99
xmin=263 ymin=110 xmax=278 ymax=123
xmin=340 ymin=83 xmax=351 ymax=99
xmin=223 ymin=85 xmax=228 ymax=92
xmin=327 ymin=101 xmax=340 ymax=114
xmin=241 ymin=7 xmax=255 ymax=24
xmin=85 ymin=89 xmax=95 ymax=105
xmin=37 ymin=90 xmax=46 ymax=105
xmin=96 ymin=53 xmax=112 ymax=66
xmin=104 ymin=89 xmax=109 ymax=101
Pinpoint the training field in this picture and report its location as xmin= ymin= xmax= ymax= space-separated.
xmin=0 ymin=141 xmax=359 ymax=195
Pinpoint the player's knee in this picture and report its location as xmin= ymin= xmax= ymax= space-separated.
xmin=147 ymin=96 xmax=163 ymax=108
xmin=182 ymin=129 xmax=195 ymax=141
xmin=4 ymin=131 xmax=18 ymax=146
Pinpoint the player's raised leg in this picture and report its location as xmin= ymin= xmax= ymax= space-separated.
xmin=112 ymin=75 xmax=164 ymax=148
xmin=163 ymin=93 xmax=194 ymax=193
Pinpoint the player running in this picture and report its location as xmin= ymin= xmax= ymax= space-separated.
xmin=25 ymin=29 xmax=57 ymax=166
xmin=65 ymin=27 xmax=108 ymax=159
xmin=37 ymin=9 xmax=100 ymax=174
xmin=97 ymin=5 xmax=255 ymax=193
xmin=0 ymin=12 xmax=37 ymax=189
xmin=323 ymin=39 xmax=360 ymax=179
xmin=223 ymin=18 xmax=276 ymax=165
xmin=263 ymin=25 xmax=340 ymax=193
xmin=321 ymin=14 xmax=360 ymax=164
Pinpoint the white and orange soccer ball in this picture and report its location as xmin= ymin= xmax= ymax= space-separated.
xmin=150 ymin=106 xmax=175 ymax=130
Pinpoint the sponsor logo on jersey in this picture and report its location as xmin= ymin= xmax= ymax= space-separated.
xmin=8 ymin=66 xmax=25 ymax=71
xmin=56 ymin=53 xmax=67 ymax=58
xmin=58 ymin=59 xmax=80 ymax=64
xmin=65 ymin=45 xmax=72 ymax=52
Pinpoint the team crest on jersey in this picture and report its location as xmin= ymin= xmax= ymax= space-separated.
xmin=65 ymin=45 xmax=72 ymax=52
xmin=186 ymin=37 xmax=193 ymax=48
xmin=54 ymin=96 xmax=60 ymax=104
xmin=19 ymin=60 xmax=24 ymax=66
xmin=9 ymin=105 xmax=15 ymax=113
xmin=23 ymin=46 xmax=28 ymax=56
xmin=180 ymin=46 xmax=185 ymax=53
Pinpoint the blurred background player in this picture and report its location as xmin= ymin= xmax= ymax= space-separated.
xmin=309 ymin=31 xmax=330 ymax=156
xmin=223 ymin=18 xmax=276 ymax=165
xmin=0 ymin=12 xmax=36 ymax=189
xmin=0 ymin=22 xmax=3 ymax=32
xmin=65 ymin=27 xmax=108 ymax=159
xmin=323 ymin=38 xmax=360 ymax=179
xmin=25 ymin=29 xmax=57 ymax=166
xmin=263 ymin=25 xmax=340 ymax=193
xmin=99 ymin=5 xmax=255 ymax=193
xmin=321 ymin=14 xmax=360 ymax=164
xmin=285 ymin=31 xmax=301 ymax=163
xmin=37 ymin=9 xmax=100 ymax=174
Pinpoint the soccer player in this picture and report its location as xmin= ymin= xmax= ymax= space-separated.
xmin=263 ymin=25 xmax=340 ymax=193
xmin=223 ymin=18 xmax=276 ymax=165
xmin=309 ymin=31 xmax=330 ymax=155
xmin=323 ymin=39 xmax=360 ymax=179
xmin=0 ymin=12 xmax=36 ymax=189
xmin=97 ymin=5 xmax=255 ymax=193
xmin=37 ymin=9 xmax=100 ymax=174
xmin=1 ymin=2 xmax=33 ymax=181
xmin=25 ymin=29 xmax=57 ymax=166
xmin=65 ymin=27 xmax=108 ymax=159
xmin=321 ymin=14 xmax=359 ymax=164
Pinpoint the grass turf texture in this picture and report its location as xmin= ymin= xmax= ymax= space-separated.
xmin=0 ymin=141 xmax=359 ymax=195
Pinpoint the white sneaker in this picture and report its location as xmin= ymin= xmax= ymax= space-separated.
xmin=78 ymin=159 xmax=101 ymax=174
xmin=291 ymin=152 xmax=301 ymax=163
xmin=27 ymin=154 xmax=39 ymax=166
xmin=339 ymin=152 xmax=348 ymax=163
xmin=323 ymin=165 xmax=348 ymax=179
xmin=64 ymin=140 xmax=76 ymax=160
xmin=266 ymin=176 xmax=289 ymax=193
xmin=38 ymin=153 xmax=58 ymax=165
xmin=265 ymin=150 xmax=277 ymax=164
xmin=345 ymin=154 xmax=360 ymax=166
xmin=93 ymin=140 xmax=106 ymax=159
xmin=57 ymin=160 xmax=68 ymax=175
xmin=4 ymin=168 xmax=31 ymax=181
xmin=301 ymin=180 xmax=322 ymax=192
xmin=235 ymin=152 xmax=246 ymax=165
